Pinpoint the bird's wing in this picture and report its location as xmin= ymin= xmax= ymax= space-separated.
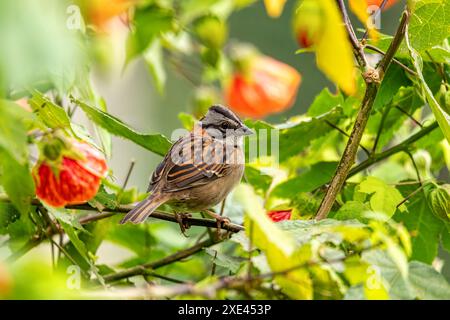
xmin=149 ymin=133 xmax=236 ymax=193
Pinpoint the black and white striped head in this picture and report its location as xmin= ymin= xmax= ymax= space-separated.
xmin=199 ymin=105 xmax=253 ymax=139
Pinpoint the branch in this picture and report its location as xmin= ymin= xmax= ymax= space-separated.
xmin=0 ymin=196 xmax=244 ymax=234
xmin=1 ymin=197 xmax=244 ymax=263
xmin=348 ymin=121 xmax=438 ymax=178
xmin=315 ymin=8 xmax=411 ymax=220
xmin=103 ymin=237 xmax=221 ymax=283
xmin=90 ymin=244 xmax=380 ymax=299
xmin=377 ymin=10 xmax=411 ymax=77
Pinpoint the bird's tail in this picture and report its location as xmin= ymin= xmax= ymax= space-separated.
xmin=120 ymin=193 xmax=167 ymax=224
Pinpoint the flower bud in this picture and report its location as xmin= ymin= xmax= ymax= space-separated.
xmin=192 ymin=15 xmax=228 ymax=49
xmin=292 ymin=0 xmax=323 ymax=48
xmin=428 ymin=184 xmax=450 ymax=222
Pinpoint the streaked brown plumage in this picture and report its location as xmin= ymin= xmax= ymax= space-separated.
xmin=120 ymin=105 xmax=253 ymax=225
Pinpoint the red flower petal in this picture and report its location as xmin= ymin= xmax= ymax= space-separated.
xmin=267 ymin=209 xmax=292 ymax=222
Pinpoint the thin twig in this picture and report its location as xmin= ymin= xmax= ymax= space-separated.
xmin=93 ymin=244 xmax=379 ymax=298
xmin=377 ymin=9 xmax=410 ymax=77
xmin=325 ymin=120 xmax=371 ymax=156
xmin=396 ymin=183 xmax=428 ymax=208
xmin=121 ymin=159 xmax=136 ymax=190
xmin=395 ymin=105 xmax=423 ymax=127
xmin=405 ymin=150 xmax=422 ymax=186
xmin=364 ymin=44 xmax=417 ymax=76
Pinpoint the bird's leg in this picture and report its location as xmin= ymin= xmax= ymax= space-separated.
xmin=203 ymin=209 xmax=231 ymax=232
xmin=174 ymin=212 xmax=192 ymax=237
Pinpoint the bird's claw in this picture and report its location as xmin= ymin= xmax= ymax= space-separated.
xmin=175 ymin=212 xmax=192 ymax=237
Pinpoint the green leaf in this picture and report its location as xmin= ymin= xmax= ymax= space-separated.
xmin=333 ymin=201 xmax=371 ymax=221
xmin=28 ymin=91 xmax=74 ymax=135
xmin=406 ymin=24 xmax=450 ymax=144
xmin=143 ymin=39 xmax=166 ymax=94
xmin=373 ymin=64 xmax=411 ymax=112
xmin=178 ymin=112 xmax=196 ymax=131
xmin=88 ymin=185 xmax=118 ymax=211
xmin=394 ymin=186 xmax=444 ymax=263
xmin=409 ymin=0 xmax=450 ymax=52
xmin=106 ymin=223 xmax=157 ymax=257
xmin=442 ymin=226 xmax=450 ymax=252
xmin=363 ymin=250 xmax=450 ymax=299
xmin=0 ymin=202 xmax=20 ymax=234
xmin=4 ymin=209 xmax=36 ymax=251
xmin=235 ymin=184 xmax=313 ymax=299
xmin=362 ymin=249 xmax=412 ymax=299
xmin=204 ymin=248 xmax=243 ymax=273
xmin=126 ymin=5 xmax=174 ymax=62
xmin=74 ymin=99 xmax=172 ymax=156
xmin=307 ymin=88 xmax=344 ymax=117
xmin=408 ymin=261 xmax=450 ymax=299
xmin=357 ymin=177 xmax=406 ymax=218
xmin=270 ymin=162 xmax=337 ymax=200
xmin=57 ymin=219 xmax=89 ymax=261
xmin=0 ymin=100 xmax=31 ymax=164
xmin=46 ymin=206 xmax=84 ymax=231
xmin=244 ymin=165 xmax=273 ymax=196
xmin=0 ymin=151 xmax=34 ymax=215
xmin=278 ymin=108 xmax=343 ymax=162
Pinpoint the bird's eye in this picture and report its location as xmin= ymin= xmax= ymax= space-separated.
xmin=220 ymin=123 xmax=228 ymax=130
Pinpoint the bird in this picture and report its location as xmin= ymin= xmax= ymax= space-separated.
xmin=120 ymin=104 xmax=253 ymax=231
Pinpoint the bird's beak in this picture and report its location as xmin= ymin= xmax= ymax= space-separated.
xmin=240 ymin=125 xmax=254 ymax=136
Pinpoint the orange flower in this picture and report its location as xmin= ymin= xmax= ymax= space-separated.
xmin=366 ymin=0 xmax=398 ymax=10
xmin=33 ymin=137 xmax=108 ymax=207
xmin=225 ymin=55 xmax=301 ymax=118
xmin=267 ymin=209 xmax=292 ymax=222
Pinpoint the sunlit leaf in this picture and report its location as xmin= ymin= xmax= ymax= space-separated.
xmin=314 ymin=0 xmax=356 ymax=95
xmin=409 ymin=0 xmax=450 ymax=52
xmin=357 ymin=177 xmax=406 ymax=217
xmin=406 ymin=27 xmax=450 ymax=144
xmin=235 ymin=184 xmax=313 ymax=299
xmin=348 ymin=0 xmax=379 ymax=42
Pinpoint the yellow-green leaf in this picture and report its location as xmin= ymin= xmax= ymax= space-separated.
xmin=235 ymin=184 xmax=313 ymax=299
xmin=315 ymin=0 xmax=357 ymax=95
xmin=349 ymin=0 xmax=379 ymax=41
xmin=357 ymin=177 xmax=406 ymax=217
xmin=405 ymin=24 xmax=450 ymax=144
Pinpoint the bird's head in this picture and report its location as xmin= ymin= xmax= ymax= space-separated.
xmin=199 ymin=105 xmax=254 ymax=140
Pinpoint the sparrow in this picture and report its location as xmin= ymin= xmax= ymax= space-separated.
xmin=120 ymin=105 xmax=253 ymax=230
